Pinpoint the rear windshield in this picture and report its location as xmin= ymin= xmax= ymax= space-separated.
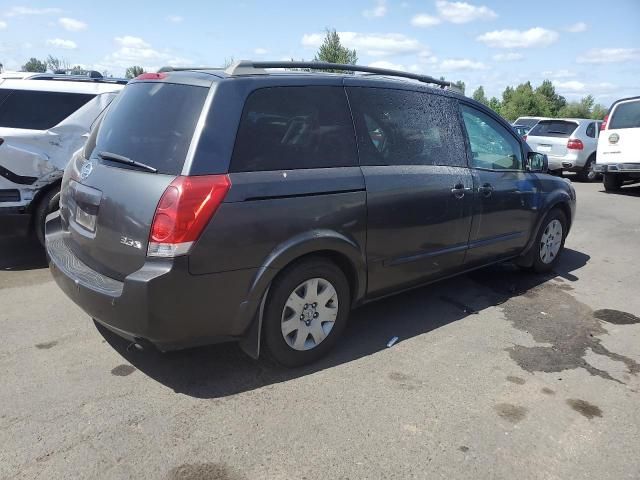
xmin=609 ymin=100 xmax=640 ymax=129
xmin=528 ymin=120 xmax=578 ymax=138
xmin=514 ymin=118 xmax=540 ymax=128
xmin=0 ymin=89 xmax=94 ymax=130
xmin=92 ymin=82 xmax=208 ymax=175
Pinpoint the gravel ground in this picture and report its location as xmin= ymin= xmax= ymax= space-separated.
xmin=1 ymin=180 xmax=639 ymax=480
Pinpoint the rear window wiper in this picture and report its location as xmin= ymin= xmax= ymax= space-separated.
xmin=98 ymin=151 xmax=158 ymax=173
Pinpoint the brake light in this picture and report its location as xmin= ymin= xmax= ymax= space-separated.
xmin=600 ymin=114 xmax=608 ymax=131
xmin=148 ymin=175 xmax=231 ymax=257
xmin=135 ymin=72 xmax=167 ymax=81
xmin=567 ymin=139 xmax=584 ymax=150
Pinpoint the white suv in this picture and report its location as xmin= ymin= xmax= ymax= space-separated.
xmin=596 ymin=96 xmax=640 ymax=191
xmin=0 ymin=71 xmax=126 ymax=243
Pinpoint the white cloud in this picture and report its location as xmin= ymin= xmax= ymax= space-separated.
xmin=115 ymin=36 xmax=150 ymax=48
xmin=436 ymin=0 xmax=497 ymax=24
xmin=46 ymin=38 xmax=77 ymax=49
xmin=411 ymin=14 xmax=441 ymax=27
xmin=439 ymin=58 xmax=487 ymax=71
xmin=577 ymin=48 xmax=640 ymax=64
xmin=302 ymin=32 xmax=427 ymax=57
xmin=492 ymin=52 xmax=523 ymax=61
xmin=565 ymin=22 xmax=587 ymax=33
xmin=0 ymin=21 xmax=6 ymax=29
xmin=99 ymin=36 xmax=192 ymax=73
xmin=554 ymin=80 xmax=585 ymax=92
xmin=58 ymin=17 xmax=87 ymax=31
xmin=254 ymin=48 xmax=269 ymax=55
xmin=477 ymin=27 xmax=559 ymax=48
xmin=368 ymin=60 xmax=406 ymax=70
xmin=166 ymin=15 xmax=183 ymax=23
xmin=5 ymin=6 xmax=61 ymax=17
xmin=363 ymin=0 xmax=388 ymax=18
xmin=541 ymin=69 xmax=576 ymax=79
xmin=554 ymin=80 xmax=616 ymax=95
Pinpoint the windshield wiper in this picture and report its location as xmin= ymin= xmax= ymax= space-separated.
xmin=98 ymin=151 xmax=157 ymax=173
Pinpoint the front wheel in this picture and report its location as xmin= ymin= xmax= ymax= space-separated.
xmin=603 ymin=173 xmax=623 ymax=192
xmin=531 ymin=209 xmax=567 ymax=273
xmin=262 ymin=258 xmax=350 ymax=367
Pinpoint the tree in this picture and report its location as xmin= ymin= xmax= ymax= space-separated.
xmin=21 ymin=58 xmax=46 ymax=72
xmin=452 ymin=80 xmax=465 ymax=96
xmin=472 ymin=86 xmax=488 ymax=106
xmin=591 ymin=103 xmax=607 ymax=120
xmin=499 ymin=81 xmax=552 ymax=122
xmin=314 ymin=29 xmax=357 ymax=72
xmin=558 ymin=95 xmax=594 ymax=118
xmin=125 ymin=66 xmax=146 ymax=79
xmin=535 ymin=80 xmax=566 ymax=116
xmin=488 ymin=97 xmax=501 ymax=114
xmin=45 ymin=55 xmax=70 ymax=72
xmin=69 ymin=65 xmax=86 ymax=75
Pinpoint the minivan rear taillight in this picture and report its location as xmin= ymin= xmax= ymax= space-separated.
xmin=600 ymin=114 xmax=608 ymax=131
xmin=567 ymin=139 xmax=584 ymax=150
xmin=148 ymin=175 xmax=231 ymax=257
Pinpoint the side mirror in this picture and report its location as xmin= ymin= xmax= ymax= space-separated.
xmin=526 ymin=152 xmax=548 ymax=173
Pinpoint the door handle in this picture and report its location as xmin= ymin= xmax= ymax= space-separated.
xmin=478 ymin=183 xmax=494 ymax=197
xmin=451 ymin=183 xmax=470 ymax=199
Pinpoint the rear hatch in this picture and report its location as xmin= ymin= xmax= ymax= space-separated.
xmin=597 ymin=98 xmax=640 ymax=165
xmin=61 ymin=79 xmax=210 ymax=280
xmin=526 ymin=120 xmax=579 ymax=157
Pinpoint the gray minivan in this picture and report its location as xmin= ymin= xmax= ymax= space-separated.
xmin=46 ymin=61 xmax=576 ymax=367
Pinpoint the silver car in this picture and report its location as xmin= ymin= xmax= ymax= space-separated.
xmin=526 ymin=118 xmax=602 ymax=181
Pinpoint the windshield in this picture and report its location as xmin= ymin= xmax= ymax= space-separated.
xmin=528 ymin=120 xmax=578 ymax=138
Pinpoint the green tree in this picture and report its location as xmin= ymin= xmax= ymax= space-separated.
xmin=70 ymin=65 xmax=86 ymax=75
xmin=452 ymin=80 xmax=465 ymax=95
xmin=535 ymin=80 xmax=566 ymax=116
xmin=472 ymin=86 xmax=488 ymax=105
xmin=591 ymin=103 xmax=607 ymax=120
xmin=488 ymin=97 xmax=501 ymax=115
xmin=21 ymin=58 xmax=46 ymax=72
xmin=125 ymin=66 xmax=146 ymax=79
xmin=558 ymin=95 xmax=594 ymax=118
xmin=499 ymin=81 xmax=552 ymax=122
xmin=45 ymin=55 xmax=69 ymax=72
xmin=314 ymin=29 xmax=357 ymax=72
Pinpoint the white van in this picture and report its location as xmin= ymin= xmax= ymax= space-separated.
xmin=595 ymin=96 xmax=640 ymax=191
xmin=0 ymin=71 xmax=126 ymax=242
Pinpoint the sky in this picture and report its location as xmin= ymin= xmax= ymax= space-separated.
xmin=0 ymin=0 xmax=638 ymax=106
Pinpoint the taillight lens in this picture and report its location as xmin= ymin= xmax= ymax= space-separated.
xmin=567 ymin=139 xmax=584 ymax=150
xmin=148 ymin=175 xmax=231 ymax=257
xmin=135 ymin=72 xmax=167 ymax=81
xmin=600 ymin=114 xmax=608 ymax=131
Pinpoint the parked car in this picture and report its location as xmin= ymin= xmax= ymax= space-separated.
xmin=46 ymin=61 xmax=576 ymax=367
xmin=0 ymin=71 xmax=126 ymax=243
xmin=595 ymin=96 xmax=640 ymax=191
xmin=512 ymin=124 xmax=530 ymax=138
xmin=525 ymin=118 xmax=602 ymax=181
xmin=513 ymin=116 xmax=549 ymax=130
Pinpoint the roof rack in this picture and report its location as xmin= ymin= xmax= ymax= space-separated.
xmin=26 ymin=71 xmax=128 ymax=85
xmin=224 ymin=60 xmax=452 ymax=88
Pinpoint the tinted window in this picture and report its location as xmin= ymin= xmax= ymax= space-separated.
xmin=609 ymin=100 xmax=640 ymax=129
xmin=92 ymin=82 xmax=207 ymax=175
xmin=0 ymin=88 xmax=13 ymax=106
xmin=461 ymin=104 xmax=523 ymax=171
xmin=0 ymin=90 xmax=94 ymax=130
xmin=514 ymin=117 xmax=540 ymax=128
xmin=586 ymin=122 xmax=595 ymax=138
xmin=231 ymin=86 xmax=356 ymax=172
xmin=347 ymin=87 xmax=466 ymax=167
xmin=528 ymin=120 xmax=578 ymax=138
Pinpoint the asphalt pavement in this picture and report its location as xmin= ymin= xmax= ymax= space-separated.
xmin=1 ymin=180 xmax=639 ymax=480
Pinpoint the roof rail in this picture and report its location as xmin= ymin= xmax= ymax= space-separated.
xmin=224 ymin=60 xmax=452 ymax=88
xmin=157 ymin=66 xmax=219 ymax=73
xmin=26 ymin=72 xmax=128 ymax=85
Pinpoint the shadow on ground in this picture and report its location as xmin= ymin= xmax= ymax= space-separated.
xmin=600 ymin=184 xmax=640 ymax=197
xmin=0 ymin=234 xmax=47 ymax=271
xmin=98 ymin=248 xmax=590 ymax=399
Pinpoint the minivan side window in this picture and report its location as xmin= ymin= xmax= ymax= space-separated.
xmin=0 ymin=90 xmax=95 ymax=130
xmin=346 ymin=87 xmax=466 ymax=167
xmin=230 ymin=86 xmax=357 ymax=172
xmin=460 ymin=104 xmax=523 ymax=171
xmin=609 ymin=100 xmax=640 ymax=129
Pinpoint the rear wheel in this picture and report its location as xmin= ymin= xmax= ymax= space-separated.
xmin=603 ymin=173 xmax=623 ymax=192
xmin=577 ymin=156 xmax=597 ymax=182
xmin=34 ymin=186 xmax=60 ymax=246
xmin=531 ymin=209 xmax=567 ymax=273
xmin=262 ymin=258 xmax=350 ymax=367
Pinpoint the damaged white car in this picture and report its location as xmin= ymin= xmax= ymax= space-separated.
xmin=0 ymin=71 xmax=126 ymax=243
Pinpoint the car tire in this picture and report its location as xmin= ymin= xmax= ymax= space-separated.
xmin=530 ymin=208 xmax=568 ymax=274
xmin=34 ymin=186 xmax=61 ymax=247
xmin=577 ymin=156 xmax=597 ymax=182
xmin=262 ymin=258 xmax=350 ymax=367
xmin=603 ymin=173 xmax=623 ymax=192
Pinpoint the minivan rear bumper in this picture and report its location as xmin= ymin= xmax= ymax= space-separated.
xmin=45 ymin=211 xmax=260 ymax=351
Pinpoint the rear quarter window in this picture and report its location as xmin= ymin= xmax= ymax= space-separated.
xmin=92 ymin=82 xmax=208 ymax=175
xmin=528 ymin=120 xmax=578 ymax=138
xmin=0 ymin=90 xmax=94 ymax=130
xmin=609 ymin=100 xmax=640 ymax=129
xmin=230 ymin=86 xmax=357 ymax=172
